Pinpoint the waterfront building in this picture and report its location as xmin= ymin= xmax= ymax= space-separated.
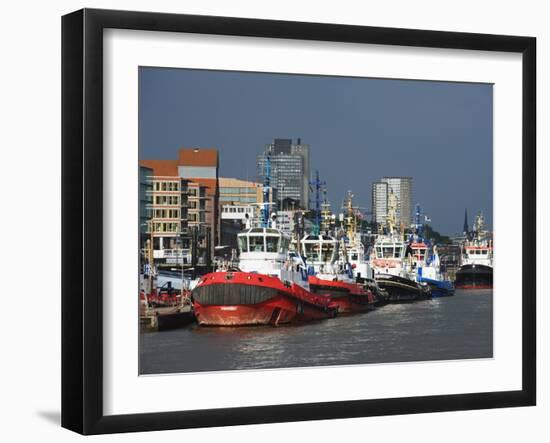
xmin=372 ymin=177 xmax=413 ymax=228
xmin=140 ymin=147 xmax=219 ymax=263
xmin=219 ymin=177 xmax=264 ymax=205
xmin=139 ymin=165 xmax=153 ymax=248
xmin=220 ymin=204 xmax=256 ymax=252
xmin=218 ymin=177 xmax=275 ymax=211
xmin=144 ymin=172 xmax=191 ymax=264
xmin=221 ymin=204 xmax=256 ymax=222
xmin=177 ymin=148 xmax=219 ymax=260
xmin=186 ymin=181 xmax=208 ymax=233
xmin=218 ymin=177 xmax=277 ymax=252
xmin=257 ymin=138 xmax=310 ymax=210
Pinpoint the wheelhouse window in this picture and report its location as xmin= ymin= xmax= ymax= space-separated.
xmin=376 ymin=244 xmax=403 ymax=259
xmin=265 ymin=235 xmax=280 ymax=253
xmin=321 ymin=244 xmax=335 ymax=262
xmin=249 ymin=236 xmax=265 ymax=252
xmin=304 ymin=243 xmax=320 ymax=261
xmin=414 ymin=248 xmax=427 ymax=261
xmin=237 ymin=236 xmax=248 ymax=253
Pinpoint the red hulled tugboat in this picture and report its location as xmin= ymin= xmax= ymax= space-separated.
xmin=192 ymin=156 xmax=338 ymax=326
xmin=301 ymin=233 xmax=377 ymax=313
xmin=192 ymin=225 xmax=338 ymax=326
xmin=308 ymin=274 xmax=377 ymax=313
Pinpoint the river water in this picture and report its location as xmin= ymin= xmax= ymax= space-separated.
xmin=139 ymin=289 xmax=492 ymax=374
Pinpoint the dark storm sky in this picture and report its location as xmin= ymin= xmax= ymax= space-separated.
xmin=139 ymin=67 xmax=493 ymax=235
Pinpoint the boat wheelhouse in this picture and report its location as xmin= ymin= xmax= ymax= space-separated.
xmin=370 ymin=234 xmax=429 ymax=302
xmin=300 ymin=233 xmax=338 ymax=274
xmin=410 ymin=242 xmax=429 ymax=265
xmin=371 ymin=236 xmax=407 ymax=277
xmin=409 ymin=241 xmax=454 ymax=297
xmin=346 ymin=238 xmax=373 ymax=280
xmin=237 ymin=227 xmax=293 ymax=276
xmin=461 ymin=245 xmax=493 ymax=268
xmin=455 ymin=243 xmax=493 ymax=289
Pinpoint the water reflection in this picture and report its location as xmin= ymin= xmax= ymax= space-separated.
xmin=140 ymin=289 xmax=493 ymax=374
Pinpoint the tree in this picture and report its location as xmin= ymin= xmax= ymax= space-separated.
xmin=422 ymin=224 xmax=451 ymax=244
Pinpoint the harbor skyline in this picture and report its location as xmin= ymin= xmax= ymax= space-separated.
xmin=139 ymin=67 xmax=493 ymax=235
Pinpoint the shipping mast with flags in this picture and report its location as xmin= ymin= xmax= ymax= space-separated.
xmin=309 ymin=170 xmax=326 ymax=235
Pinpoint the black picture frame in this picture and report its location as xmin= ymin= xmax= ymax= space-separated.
xmin=62 ymin=8 xmax=536 ymax=435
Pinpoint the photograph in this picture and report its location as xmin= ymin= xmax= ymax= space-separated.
xmin=138 ymin=67 xmax=494 ymax=375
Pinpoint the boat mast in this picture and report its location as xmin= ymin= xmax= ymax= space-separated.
xmin=346 ymin=191 xmax=357 ymax=239
xmin=474 ymin=212 xmax=486 ymax=243
xmin=320 ymin=189 xmax=332 ymax=235
xmin=261 ymin=152 xmax=271 ymax=228
xmin=309 ymin=170 xmax=326 ymax=235
xmin=146 ymin=219 xmax=155 ymax=295
xmin=387 ymin=190 xmax=398 ymax=235
xmin=414 ymin=203 xmax=423 ymax=236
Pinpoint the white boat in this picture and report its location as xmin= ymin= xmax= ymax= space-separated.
xmin=191 ymin=155 xmax=338 ymax=326
xmin=408 ymin=240 xmax=454 ymax=297
xmin=455 ymin=212 xmax=493 ymax=289
xmin=370 ymin=191 xmax=429 ymax=301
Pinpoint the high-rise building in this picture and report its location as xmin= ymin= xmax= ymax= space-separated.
xmin=257 ymin=138 xmax=310 ymax=210
xmin=292 ymin=138 xmax=310 ymax=207
xmin=372 ymin=181 xmax=388 ymax=225
xmin=371 ymin=177 xmax=413 ymax=227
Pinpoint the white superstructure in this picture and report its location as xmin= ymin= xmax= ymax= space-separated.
xmin=236 ymin=226 xmax=309 ymax=289
xmin=461 ymin=212 xmax=493 ymax=268
xmin=300 ymin=233 xmax=355 ymax=283
xmin=371 ymin=234 xmax=410 ymax=278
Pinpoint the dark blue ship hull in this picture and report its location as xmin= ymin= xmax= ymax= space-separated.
xmin=418 ymin=277 xmax=455 ymax=297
